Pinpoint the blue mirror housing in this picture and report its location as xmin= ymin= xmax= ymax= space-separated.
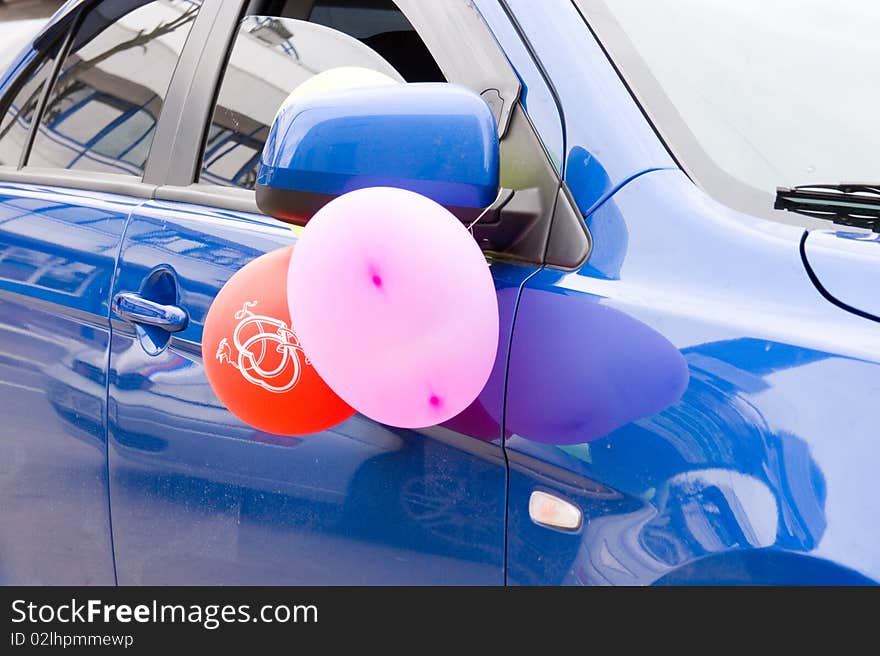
xmin=256 ymin=83 xmax=500 ymax=223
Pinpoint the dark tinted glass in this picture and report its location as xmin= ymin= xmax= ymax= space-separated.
xmin=0 ymin=56 xmax=54 ymax=167
xmin=27 ymin=0 xmax=201 ymax=176
xmin=200 ymin=1 xmax=443 ymax=190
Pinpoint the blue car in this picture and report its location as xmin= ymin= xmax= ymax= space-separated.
xmin=0 ymin=0 xmax=877 ymax=586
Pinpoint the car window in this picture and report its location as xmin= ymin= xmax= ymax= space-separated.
xmin=199 ymin=0 xmax=445 ymax=190
xmin=578 ymin=0 xmax=880 ymax=205
xmin=0 ymin=55 xmax=55 ymax=168
xmin=25 ymin=0 xmax=202 ymax=176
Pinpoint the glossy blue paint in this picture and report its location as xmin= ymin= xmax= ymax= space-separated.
xmin=487 ymin=0 xmax=880 ymax=585
xmin=258 ymin=84 xmax=500 ymax=209
xmin=803 ymin=230 xmax=880 ymax=321
xmin=471 ymin=0 xmax=565 ymax=172
xmin=105 ymin=199 xmax=530 ymax=584
xmin=490 ymin=0 xmax=676 ymax=216
xmin=506 ymin=170 xmax=880 ymax=585
xmin=505 ymin=291 xmax=689 ymax=445
xmin=0 ymin=182 xmax=135 ymax=584
xmin=1 ymin=0 xmax=878 ymax=587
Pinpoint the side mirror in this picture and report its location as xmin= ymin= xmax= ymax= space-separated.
xmin=256 ymin=83 xmax=500 ymax=223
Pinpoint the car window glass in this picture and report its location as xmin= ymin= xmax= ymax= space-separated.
xmin=0 ymin=55 xmax=55 ymax=167
xmin=590 ymin=0 xmax=880 ymax=195
xmin=200 ymin=0 xmax=444 ymax=190
xmin=26 ymin=0 xmax=202 ymax=176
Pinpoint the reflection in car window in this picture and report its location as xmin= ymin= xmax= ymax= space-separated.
xmin=0 ymin=56 xmax=55 ymax=167
xmin=587 ymin=0 xmax=880 ymax=195
xmin=200 ymin=2 xmax=444 ymax=190
xmin=26 ymin=0 xmax=202 ymax=176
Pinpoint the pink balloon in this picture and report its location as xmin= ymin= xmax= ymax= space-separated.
xmin=287 ymin=187 xmax=499 ymax=428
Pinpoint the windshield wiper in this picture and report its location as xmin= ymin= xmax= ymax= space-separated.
xmin=775 ymin=184 xmax=880 ymax=231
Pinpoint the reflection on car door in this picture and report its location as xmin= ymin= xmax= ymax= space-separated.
xmin=0 ymin=0 xmax=205 ymax=583
xmin=107 ymin=201 xmax=527 ymax=584
xmin=0 ymin=183 xmax=134 ymax=584
xmin=105 ymin=0 xmax=538 ymax=584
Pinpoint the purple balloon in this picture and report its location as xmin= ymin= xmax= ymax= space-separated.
xmin=505 ymin=289 xmax=689 ymax=444
xmin=441 ymin=287 xmax=520 ymax=442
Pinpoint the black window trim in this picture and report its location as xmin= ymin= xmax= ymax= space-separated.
xmin=0 ymin=10 xmax=74 ymax=170
xmin=21 ymin=10 xmax=79 ymax=170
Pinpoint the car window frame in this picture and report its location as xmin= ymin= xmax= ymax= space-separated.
xmin=0 ymin=21 xmax=71 ymax=171
xmin=152 ymin=0 xmax=526 ymax=208
xmin=0 ymin=0 xmax=218 ymax=201
xmin=154 ymin=0 xmax=590 ymax=268
xmin=0 ymin=1 xmax=589 ymax=267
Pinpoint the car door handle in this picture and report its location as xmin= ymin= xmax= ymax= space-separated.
xmin=113 ymin=292 xmax=188 ymax=333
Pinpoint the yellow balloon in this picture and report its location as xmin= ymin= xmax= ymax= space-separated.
xmin=274 ymin=67 xmax=401 ymax=122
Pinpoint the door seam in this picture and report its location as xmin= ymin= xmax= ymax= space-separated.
xmin=104 ymin=197 xmax=150 ymax=586
xmin=501 ymin=264 xmax=545 ymax=585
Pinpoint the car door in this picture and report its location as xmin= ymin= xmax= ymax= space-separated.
xmin=0 ymin=0 xmax=204 ymax=583
xmin=105 ymin=0 xmax=570 ymax=585
xmin=481 ymin=0 xmax=878 ymax=585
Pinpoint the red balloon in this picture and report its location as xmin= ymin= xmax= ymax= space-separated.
xmin=203 ymin=246 xmax=354 ymax=435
